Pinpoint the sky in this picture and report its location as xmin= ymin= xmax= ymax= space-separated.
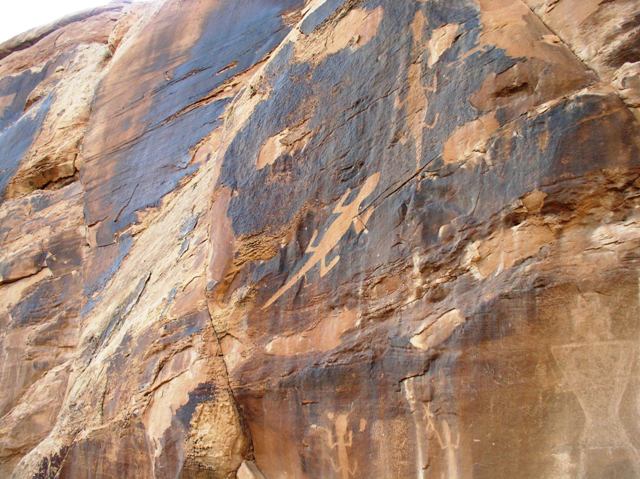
xmin=0 ymin=1 xmax=145 ymax=43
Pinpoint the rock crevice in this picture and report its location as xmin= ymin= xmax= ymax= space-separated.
xmin=1 ymin=0 xmax=639 ymax=478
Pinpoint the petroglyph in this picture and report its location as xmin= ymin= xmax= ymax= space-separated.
xmin=399 ymin=11 xmax=442 ymax=171
xmin=311 ymin=411 xmax=360 ymax=479
xmin=403 ymin=380 xmax=460 ymax=479
xmin=263 ymin=173 xmax=380 ymax=308
xmin=552 ymin=340 xmax=640 ymax=477
xmin=423 ymin=403 xmax=460 ymax=479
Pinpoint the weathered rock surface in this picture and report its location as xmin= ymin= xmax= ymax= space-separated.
xmin=1 ymin=0 xmax=639 ymax=478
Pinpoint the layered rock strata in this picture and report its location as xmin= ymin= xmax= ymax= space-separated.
xmin=1 ymin=0 xmax=639 ymax=478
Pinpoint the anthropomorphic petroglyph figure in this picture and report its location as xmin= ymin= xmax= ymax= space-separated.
xmin=423 ymin=403 xmax=460 ymax=479
xmin=552 ymin=340 xmax=640 ymax=477
xmin=263 ymin=173 xmax=380 ymax=309
xmin=311 ymin=411 xmax=359 ymax=479
xmin=403 ymin=10 xmax=442 ymax=173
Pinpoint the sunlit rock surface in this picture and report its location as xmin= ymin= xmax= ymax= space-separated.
xmin=1 ymin=0 xmax=639 ymax=477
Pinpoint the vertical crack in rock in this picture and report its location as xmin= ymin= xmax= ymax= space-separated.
xmin=205 ymin=293 xmax=256 ymax=471
xmin=1 ymin=0 xmax=640 ymax=478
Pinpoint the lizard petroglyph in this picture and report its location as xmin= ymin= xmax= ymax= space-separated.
xmin=312 ymin=411 xmax=359 ymax=479
xmin=263 ymin=172 xmax=380 ymax=309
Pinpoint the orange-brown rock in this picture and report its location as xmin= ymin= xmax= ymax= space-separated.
xmin=1 ymin=0 xmax=640 ymax=478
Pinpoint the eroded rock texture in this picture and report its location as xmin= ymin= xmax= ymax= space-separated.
xmin=1 ymin=0 xmax=639 ymax=477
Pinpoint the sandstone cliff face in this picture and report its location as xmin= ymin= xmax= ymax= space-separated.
xmin=1 ymin=0 xmax=639 ymax=478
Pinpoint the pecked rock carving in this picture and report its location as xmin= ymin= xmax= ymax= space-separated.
xmin=311 ymin=411 xmax=361 ymax=479
xmin=0 ymin=0 xmax=640 ymax=478
xmin=263 ymin=172 xmax=379 ymax=309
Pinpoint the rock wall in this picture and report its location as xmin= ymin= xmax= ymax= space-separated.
xmin=0 ymin=0 xmax=639 ymax=478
